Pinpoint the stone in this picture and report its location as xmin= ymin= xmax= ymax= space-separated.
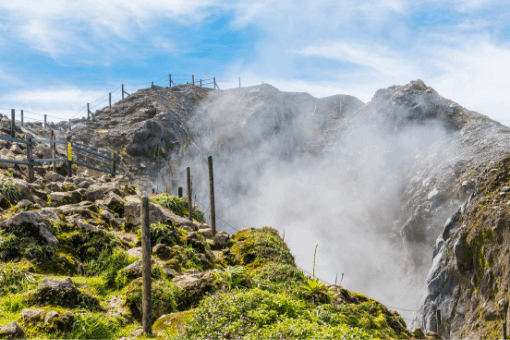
xmin=10 ymin=144 xmax=24 ymax=155
xmin=44 ymin=310 xmax=60 ymax=324
xmin=197 ymin=228 xmax=213 ymax=237
xmin=131 ymin=326 xmax=144 ymax=338
xmin=16 ymin=199 xmax=33 ymax=210
xmin=20 ymin=308 xmax=45 ymax=323
xmin=124 ymin=195 xmax=193 ymax=228
xmin=502 ymin=186 xmax=510 ymax=192
xmin=49 ymin=191 xmax=81 ymax=205
xmin=33 ymin=145 xmax=52 ymax=159
xmin=127 ymin=247 xmax=142 ymax=258
xmin=44 ymin=171 xmax=65 ymax=183
xmin=413 ymin=327 xmax=426 ymax=339
xmin=0 ymin=211 xmax=58 ymax=246
xmin=121 ymin=259 xmax=155 ymax=278
xmin=100 ymin=209 xmax=115 ymax=220
xmin=30 ymin=277 xmax=100 ymax=309
xmin=196 ymin=253 xmax=207 ymax=262
xmin=77 ymin=180 xmax=91 ymax=189
xmin=213 ymin=231 xmax=229 ymax=246
xmin=0 ymin=321 xmax=26 ymax=339
xmin=152 ymin=243 xmax=172 ymax=260
xmin=110 ymin=217 xmax=125 ymax=228
xmin=425 ymin=331 xmax=442 ymax=339
xmin=173 ymin=275 xmax=203 ymax=293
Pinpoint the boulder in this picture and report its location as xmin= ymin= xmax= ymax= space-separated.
xmin=152 ymin=243 xmax=172 ymax=260
xmin=0 ymin=321 xmax=26 ymax=339
xmin=44 ymin=311 xmax=74 ymax=332
xmin=44 ymin=171 xmax=65 ymax=183
xmin=19 ymin=308 xmax=45 ymax=324
xmin=110 ymin=217 xmax=125 ymax=229
xmin=124 ymin=196 xmax=193 ymax=228
xmin=127 ymin=247 xmax=142 ymax=258
xmin=100 ymin=209 xmax=115 ymax=220
xmin=120 ymin=259 xmax=155 ymax=278
xmin=0 ymin=211 xmax=58 ymax=246
xmin=82 ymin=182 xmax=120 ymax=202
xmin=29 ymin=277 xmax=100 ymax=309
xmin=197 ymin=228 xmax=213 ymax=237
xmin=10 ymin=144 xmax=24 ymax=155
xmin=16 ymin=199 xmax=33 ymax=210
xmin=213 ymin=231 xmax=229 ymax=247
xmin=173 ymin=274 xmax=208 ymax=297
xmin=49 ymin=191 xmax=82 ymax=205
xmin=33 ymin=145 xmax=52 ymax=159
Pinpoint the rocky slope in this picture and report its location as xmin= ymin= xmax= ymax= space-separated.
xmin=0 ymin=135 xmax=415 ymax=339
xmin=2 ymin=79 xmax=509 ymax=338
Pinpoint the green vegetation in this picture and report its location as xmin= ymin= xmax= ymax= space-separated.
xmin=150 ymin=194 xmax=205 ymax=223
xmin=0 ymin=196 xmax=411 ymax=339
xmin=0 ymin=180 xmax=20 ymax=201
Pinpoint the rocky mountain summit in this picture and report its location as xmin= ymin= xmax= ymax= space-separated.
xmin=1 ymin=78 xmax=509 ymax=338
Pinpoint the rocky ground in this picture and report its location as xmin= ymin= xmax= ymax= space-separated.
xmin=0 ymin=137 xmax=417 ymax=339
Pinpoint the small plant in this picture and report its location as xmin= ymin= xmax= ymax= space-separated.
xmin=300 ymin=244 xmax=328 ymax=304
xmin=0 ymin=181 xmax=20 ymax=201
xmin=212 ymin=265 xmax=248 ymax=291
xmin=20 ymin=134 xmax=25 ymax=139
xmin=4 ymin=171 xmax=13 ymax=178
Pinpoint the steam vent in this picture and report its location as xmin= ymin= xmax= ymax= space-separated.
xmin=1 ymin=80 xmax=510 ymax=339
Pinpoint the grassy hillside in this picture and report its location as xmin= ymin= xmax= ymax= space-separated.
xmin=0 ymin=185 xmax=413 ymax=339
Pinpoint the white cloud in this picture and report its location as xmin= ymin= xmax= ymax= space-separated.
xmin=0 ymin=87 xmax=110 ymax=121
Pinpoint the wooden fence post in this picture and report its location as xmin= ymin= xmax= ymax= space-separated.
xmin=44 ymin=114 xmax=47 ymax=129
xmin=109 ymin=92 xmax=111 ymax=111
xmin=140 ymin=194 xmax=153 ymax=335
xmin=67 ymin=142 xmax=72 ymax=178
xmin=122 ymin=84 xmax=124 ymax=100
xmin=26 ymin=134 xmax=34 ymax=183
xmin=178 ymin=187 xmax=182 ymax=198
xmin=112 ymin=152 xmax=117 ymax=177
xmin=187 ymin=167 xmax=192 ymax=221
xmin=436 ymin=310 xmax=441 ymax=334
xmin=20 ymin=110 xmax=23 ymax=127
xmin=192 ymin=75 xmax=194 ymax=86
xmin=10 ymin=109 xmax=15 ymax=137
xmin=68 ymin=119 xmax=71 ymax=131
xmin=87 ymin=103 xmax=90 ymax=120
xmin=169 ymin=74 xmax=172 ymax=88
xmin=151 ymin=82 xmax=154 ymax=89
xmin=50 ymin=130 xmax=56 ymax=172
xmin=503 ymin=322 xmax=507 ymax=340
xmin=208 ymin=156 xmax=216 ymax=237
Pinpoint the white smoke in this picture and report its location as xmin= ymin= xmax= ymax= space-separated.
xmin=157 ymin=83 xmax=452 ymax=325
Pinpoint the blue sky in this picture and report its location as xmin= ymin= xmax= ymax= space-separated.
xmin=1 ymin=0 xmax=510 ymax=124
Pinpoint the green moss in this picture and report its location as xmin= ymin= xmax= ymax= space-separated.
xmin=153 ymin=310 xmax=194 ymax=336
xmin=150 ymin=194 xmax=205 ymax=223
xmin=62 ymin=184 xmax=77 ymax=192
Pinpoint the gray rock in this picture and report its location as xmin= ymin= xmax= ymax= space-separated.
xmin=16 ymin=199 xmax=32 ymax=209
xmin=20 ymin=308 xmax=45 ymax=323
xmin=127 ymin=247 xmax=142 ymax=258
xmin=100 ymin=209 xmax=114 ymax=220
xmin=10 ymin=144 xmax=24 ymax=155
xmin=44 ymin=171 xmax=65 ymax=183
xmin=44 ymin=310 xmax=60 ymax=324
xmin=131 ymin=326 xmax=144 ymax=338
xmin=0 ymin=211 xmax=58 ymax=246
xmin=197 ymin=228 xmax=213 ymax=237
xmin=213 ymin=231 xmax=229 ymax=246
xmin=152 ymin=243 xmax=172 ymax=260
xmin=0 ymin=321 xmax=26 ymax=338
xmin=124 ymin=195 xmax=193 ymax=228
xmin=40 ymin=277 xmax=75 ymax=289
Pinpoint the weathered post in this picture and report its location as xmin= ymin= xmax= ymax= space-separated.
xmin=151 ymin=82 xmax=154 ymax=89
xmin=50 ymin=130 xmax=56 ymax=172
xmin=503 ymin=322 xmax=507 ymax=340
xmin=200 ymin=79 xmax=202 ymax=88
xmin=214 ymin=77 xmax=217 ymax=89
xmin=10 ymin=109 xmax=15 ymax=137
xmin=20 ymin=110 xmax=23 ymax=127
xmin=112 ymin=152 xmax=117 ymax=177
xmin=68 ymin=119 xmax=72 ymax=131
xmin=187 ymin=167 xmax=192 ymax=221
xmin=109 ymin=92 xmax=112 ymax=111
xmin=44 ymin=114 xmax=47 ymax=129
xmin=152 ymin=188 xmax=155 ymax=194
xmin=192 ymin=75 xmax=194 ymax=86
xmin=436 ymin=310 xmax=441 ymax=335
xmin=208 ymin=156 xmax=216 ymax=237
xmin=26 ymin=134 xmax=35 ymax=183
xmin=87 ymin=103 xmax=90 ymax=120
xmin=122 ymin=84 xmax=125 ymax=100
xmin=178 ymin=187 xmax=182 ymax=198
xmin=140 ymin=194 xmax=152 ymax=335
xmin=67 ymin=141 xmax=72 ymax=178
xmin=169 ymin=74 xmax=172 ymax=88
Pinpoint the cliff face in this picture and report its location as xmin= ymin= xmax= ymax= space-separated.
xmin=413 ymin=155 xmax=510 ymax=338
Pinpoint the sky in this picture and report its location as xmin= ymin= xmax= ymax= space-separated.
xmin=0 ymin=0 xmax=510 ymax=124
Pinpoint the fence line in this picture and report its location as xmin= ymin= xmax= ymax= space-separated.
xmin=0 ymin=131 xmax=120 ymax=181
